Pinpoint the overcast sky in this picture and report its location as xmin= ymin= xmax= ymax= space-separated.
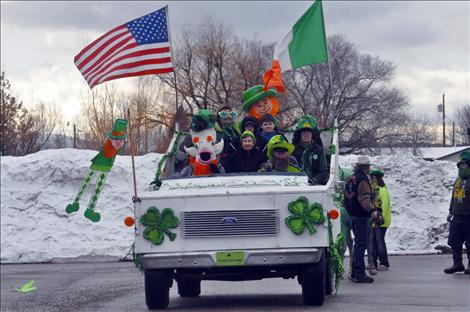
xmin=1 ymin=1 xmax=469 ymax=122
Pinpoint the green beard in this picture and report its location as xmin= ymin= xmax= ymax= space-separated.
xmin=458 ymin=167 xmax=470 ymax=179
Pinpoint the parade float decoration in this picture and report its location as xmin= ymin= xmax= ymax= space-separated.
xmin=65 ymin=119 xmax=127 ymax=222
xmin=183 ymin=110 xmax=224 ymax=176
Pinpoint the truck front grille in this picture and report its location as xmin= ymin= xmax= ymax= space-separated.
xmin=180 ymin=209 xmax=279 ymax=238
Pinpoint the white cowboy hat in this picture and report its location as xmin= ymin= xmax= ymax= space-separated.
xmin=356 ymin=155 xmax=371 ymax=165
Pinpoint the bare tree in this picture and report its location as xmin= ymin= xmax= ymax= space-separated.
xmin=283 ymin=35 xmax=409 ymax=152
xmin=454 ymin=104 xmax=470 ymax=144
xmin=159 ymin=17 xmax=272 ymax=122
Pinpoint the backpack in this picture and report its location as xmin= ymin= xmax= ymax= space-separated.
xmin=343 ymin=172 xmax=370 ymax=217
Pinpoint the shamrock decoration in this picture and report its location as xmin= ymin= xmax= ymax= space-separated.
xmin=140 ymin=206 xmax=180 ymax=245
xmin=13 ymin=280 xmax=36 ymax=293
xmin=285 ymin=196 xmax=325 ymax=235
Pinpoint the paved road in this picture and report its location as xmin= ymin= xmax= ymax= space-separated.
xmin=1 ymin=255 xmax=469 ymax=312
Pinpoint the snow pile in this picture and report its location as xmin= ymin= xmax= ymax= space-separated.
xmin=1 ymin=150 xmax=457 ymax=263
xmin=340 ymin=154 xmax=456 ymax=253
xmin=1 ymin=149 xmax=161 ymax=263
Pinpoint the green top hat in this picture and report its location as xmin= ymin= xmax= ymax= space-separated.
xmin=295 ymin=115 xmax=318 ymax=132
xmin=457 ymin=151 xmax=470 ymax=166
xmin=242 ymin=85 xmax=278 ymax=112
xmin=191 ymin=109 xmax=215 ymax=132
xmin=108 ymin=119 xmax=128 ymax=139
xmin=267 ymin=135 xmax=294 ymax=159
xmin=369 ymin=169 xmax=385 ymax=177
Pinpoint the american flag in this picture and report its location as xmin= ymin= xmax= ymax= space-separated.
xmin=74 ymin=6 xmax=173 ymax=89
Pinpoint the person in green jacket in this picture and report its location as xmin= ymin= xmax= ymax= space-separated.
xmin=259 ymin=135 xmax=302 ymax=173
xmin=66 ymin=119 xmax=127 ymax=222
xmin=368 ymin=169 xmax=391 ymax=271
xmin=339 ymin=166 xmax=354 ymax=277
xmin=292 ymin=115 xmax=328 ymax=185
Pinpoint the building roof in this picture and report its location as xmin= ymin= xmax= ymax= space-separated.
xmin=418 ymin=146 xmax=470 ymax=160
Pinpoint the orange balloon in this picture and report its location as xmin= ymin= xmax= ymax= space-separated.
xmin=328 ymin=209 xmax=340 ymax=220
xmin=124 ymin=216 xmax=135 ymax=227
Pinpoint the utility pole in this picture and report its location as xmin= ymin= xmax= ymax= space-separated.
xmin=442 ymin=93 xmax=446 ymax=147
xmin=73 ymin=124 xmax=77 ymax=148
xmin=452 ymin=122 xmax=455 ymax=147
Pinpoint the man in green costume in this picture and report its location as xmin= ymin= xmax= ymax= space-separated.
xmin=66 ymin=119 xmax=127 ymax=222
xmin=259 ymin=135 xmax=302 ymax=173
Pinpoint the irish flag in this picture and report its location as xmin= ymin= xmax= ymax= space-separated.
xmin=274 ymin=0 xmax=328 ymax=72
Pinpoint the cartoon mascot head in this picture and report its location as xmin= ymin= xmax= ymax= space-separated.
xmin=184 ymin=110 xmax=224 ymax=170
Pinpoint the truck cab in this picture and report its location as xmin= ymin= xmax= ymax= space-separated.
xmin=134 ymin=128 xmax=342 ymax=309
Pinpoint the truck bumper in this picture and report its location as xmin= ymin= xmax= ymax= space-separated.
xmin=141 ymin=248 xmax=323 ymax=270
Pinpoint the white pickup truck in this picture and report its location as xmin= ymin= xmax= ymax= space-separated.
xmin=134 ymin=129 xmax=342 ymax=310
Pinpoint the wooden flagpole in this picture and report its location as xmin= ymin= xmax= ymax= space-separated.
xmin=127 ymin=107 xmax=138 ymax=201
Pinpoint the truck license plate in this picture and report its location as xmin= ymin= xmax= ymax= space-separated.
xmin=215 ymin=251 xmax=245 ymax=266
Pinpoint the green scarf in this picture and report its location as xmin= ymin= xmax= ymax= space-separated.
xmin=458 ymin=167 xmax=470 ymax=179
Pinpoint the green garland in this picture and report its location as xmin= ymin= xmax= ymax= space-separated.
xmin=131 ymin=242 xmax=143 ymax=272
xmin=327 ymin=216 xmax=345 ymax=294
xmin=152 ymin=131 xmax=185 ymax=189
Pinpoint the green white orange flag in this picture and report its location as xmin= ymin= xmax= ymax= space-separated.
xmin=274 ymin=0 xmax=328 ymax=72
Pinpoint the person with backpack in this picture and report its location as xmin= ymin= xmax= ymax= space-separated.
xmin=444 ymin=151 xmax=470 ymax=275
xmin=368 ymin=169 xmax=391 ymax=273
xmin=344 ymin=156 xmax=383 ymax=283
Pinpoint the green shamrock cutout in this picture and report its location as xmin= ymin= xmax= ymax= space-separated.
xmin=13 ymin=280 xmax=36 ymax=293
xmin=140 ymin=206 xmax=180 ymax=245
xmin=285 ymin=196 xmax=325 ymax=235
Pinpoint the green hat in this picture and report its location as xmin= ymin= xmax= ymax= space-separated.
xmin=240 ymin=130 xmax=256 ymax=143
xmin=191 ymin=109 xmax=215 ymax=132
xmin=108 ymin=119 xmax=128 ymax=139
xmin=369 ymin=169 xmax=385 ymax=177
xmin=295 ymin=115 xmax=318 ymax=132
xmin=457 ymin=151 xmax=470 ymax=166
xmin=267 ymin=135 xmax=294 ymax=159
xmin=242 ymin=85 xmax=278 ymax=112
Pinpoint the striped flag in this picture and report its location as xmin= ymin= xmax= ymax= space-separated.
xmin=74 ymin=6 xmax=173 ymax=89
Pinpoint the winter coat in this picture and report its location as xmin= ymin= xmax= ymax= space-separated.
xmin=298 ymin=144 xmax=328 ymax=185
xmin=379 ymin=186 xmax=391 ymax=227
xmin=449 ymin=177 xmax=470 ymax=216
xmin=344 ymin=169 xmax=375 ymax=217
xmin=258 ymin=156 xmax=302 ymax=173
xmin=226 ymin=147 xmax=266 ymax=173
xmin=216 ymin=123 xmax=240 ymax=171
xmin=256 ymin=129 xmax=283 ymax=156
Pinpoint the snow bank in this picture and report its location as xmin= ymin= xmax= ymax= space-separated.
xmin=1 ymin=150 xmax=457 ymax=263
xmin=1 ymin=149 xmax=161 ymax=263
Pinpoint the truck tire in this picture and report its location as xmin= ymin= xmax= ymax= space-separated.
xmin=177 ymin=279 xmax=201 ymax=297
xmin=301 ymin=251 xmax=326 ymax=306
xmin=145 ymin=269 xmax=171 ymax=310
xmin=325 ymin=254 xmax=334 ymax=295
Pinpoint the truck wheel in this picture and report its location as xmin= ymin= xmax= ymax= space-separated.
xmin=145 ymin=269 xmax=172 ymax=310
xmin=301 ymin=251 xmax=326 ymax=306
xmin=177 ymin=279 xmax=201 ymax=297
xmin=325 ymin=255 xmax=334 ymax=295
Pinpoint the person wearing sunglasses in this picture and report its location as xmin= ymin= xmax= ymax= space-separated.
xmin=215 ymin=106 xmax=241 ymax=173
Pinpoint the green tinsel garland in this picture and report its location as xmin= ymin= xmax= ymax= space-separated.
xmin=131 ymin=242 xmax=143 ymax=272
xmin=327 ymin=216 xmax=345 ymax=294
xmin=152 ymin=131 xmax=185 ymax=189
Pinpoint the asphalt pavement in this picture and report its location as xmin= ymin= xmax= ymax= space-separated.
xmin=1 ymin=254 xmax=469 ymax=312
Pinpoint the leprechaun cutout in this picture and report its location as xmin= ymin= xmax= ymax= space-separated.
xmin=66 ymin=119 xmax=127 ymax=222
xmin=242 ymin=60 xmax=285 ymax=123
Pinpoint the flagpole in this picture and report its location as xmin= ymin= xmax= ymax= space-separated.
xmin=165 ymin=5 xmax=180 ymax=132
xmin=127 ymin=108 xmax=138 ymax=201
xmin=319 ymin=0 xmax=337 ymax=128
